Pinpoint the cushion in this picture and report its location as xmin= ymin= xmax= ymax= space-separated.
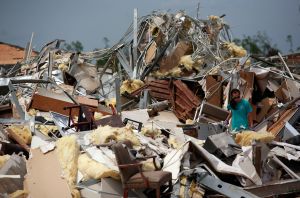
xmin=127 ymin=171 xmax=171 ymax=186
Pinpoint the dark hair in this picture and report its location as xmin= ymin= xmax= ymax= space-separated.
xmin=230 ymin=88 xmax=240 ymax=110
xmin=230 ymin=88 xmax=240 ymax=96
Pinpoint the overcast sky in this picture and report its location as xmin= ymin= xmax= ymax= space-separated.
xmin=0 ymin=0 xmax=299 ymax=53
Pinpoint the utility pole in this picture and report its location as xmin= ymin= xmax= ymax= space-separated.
xmin=196 ymin=1 xmax=200 ymax=19
xmin=132 ymin=8 xmax=138 ymax=78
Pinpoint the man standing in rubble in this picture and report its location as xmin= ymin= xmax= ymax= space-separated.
xmin=225 ymin=89 xmax=253 ymax=133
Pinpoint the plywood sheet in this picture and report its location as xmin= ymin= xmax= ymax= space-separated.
xmin=25 ymin=149 xmax=72 ymax=198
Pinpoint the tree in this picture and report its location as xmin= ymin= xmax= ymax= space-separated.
xmin=96 ymin=37 xmax=111 ymax=67
xmin=96 ymin=57 xmax=110 ymax=67
xmin=63 ymin=40 xmax=84 ymax=52
xmin=285 ymin=34 xmax=299 ymax=53
xmin=233 ymin=31 xmax=279 ymax=56
xmin=103 ymin=37 xmax=110 ymax=48
xmin=286 ymin=34 xmax=294 ymax=53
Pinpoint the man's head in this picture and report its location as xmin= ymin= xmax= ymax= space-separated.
xmin=231 ymin=88 xmax=241 ymax=101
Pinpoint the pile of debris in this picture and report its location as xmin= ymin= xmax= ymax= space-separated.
xmin=1 ymin=10 xmax=300 ymax=198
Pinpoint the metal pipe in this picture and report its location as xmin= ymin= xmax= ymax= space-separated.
xmin=278 ymin=52 xmax=294 ymax=80
xmin=272 ymin=155 xmax=300 ymax=179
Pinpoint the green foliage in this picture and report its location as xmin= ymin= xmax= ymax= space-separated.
xmin=96 ymin=57 xmax=109 ymax=67
xmin=286 ymin=35 xmax=295 ymax=53
xmin=233 ymin=31 xmax=279 ymax=56
xmin=94 ymin=37 xmax=110 ymax=66
xmin=103 ymin=37 xmax=110 ymax=48
xmin=63 ymin=40 xmax=84 ymax=52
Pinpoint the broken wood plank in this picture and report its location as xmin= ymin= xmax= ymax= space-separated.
xmin=268 ymin=107 xmax=298 ymax=136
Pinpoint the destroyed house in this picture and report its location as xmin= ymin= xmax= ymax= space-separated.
xmin=0 ymin=41 xmax=38 ymax=67
xmin=2 ymin=10 xmax=300 ymax=198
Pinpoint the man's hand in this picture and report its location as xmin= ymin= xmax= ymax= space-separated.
xmin=224 ymin=119 xmax=229 ymax=126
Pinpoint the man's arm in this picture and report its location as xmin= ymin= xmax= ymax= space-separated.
xmin=245 ymin=99 xmax=253 ymax=129
xmin=225 ymin=112 xmax=232 ymax=125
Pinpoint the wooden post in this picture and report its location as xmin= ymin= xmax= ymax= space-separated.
xmin=252 ymin=140 xmax=262 ymax=177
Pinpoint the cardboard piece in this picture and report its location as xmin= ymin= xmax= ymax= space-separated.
xmin=145 ymin=42 xmax=157 ymax=65
xmin=256 ymin=98 xmax=276 ymax=123
xmin=206 ymin=75 xmax=223 ymax=107
xmin=250 ymin=67 xmax=269 ymax=93
xmin=239 ymin=71 xmax=255 ymax=100
xmin=158 ymin=41 xmax=193 ymax=73
xmin=24 ymin=149 xmax=72 ymax=198
xmin=68 ymin=63 xmax=100 ymax=93
xmin=275 ymin=79 xmax=300 ymax=103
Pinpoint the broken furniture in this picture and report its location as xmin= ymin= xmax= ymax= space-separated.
xmin=28 ymin=87 xmax=78 ymax=116
xmin=64 ymin=105 xmax=96 ymax=131
xmin=180 ymin=122 xmax=226 ymax=140
xmin=64 ymin=104 xmax=123 ymax=131
xmin=130 ymin=79 xmax=201 ymax=122
xmin=113 ymin=142 xmax=172 ymax=198
xmin=203 ymin=132 xmax=241 ymax=159
xmin=123 ymin=118 xmax=143 ymax=132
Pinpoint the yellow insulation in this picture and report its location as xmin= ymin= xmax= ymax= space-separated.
xmin=179 ymin=176 xmax=187 ymax=198
xmin=94 ymin=112 xmax=104 ymax=120
xmin=105 ymin=98 xmax=116 ymax=107
xmin=185 ymin=119 xmax=194 ymax=124
xmin=56 ymin=135 xmax=80 ymax=197
xmin=152 ymin=67 xmax=182 ymax=78
xmin=142 ymin=158 xmax=157 ymax=171
xmin=36 ymin=125 xmax=58 ymax=136
xmin=0 ymin=155 xmax=10 ymax=169
xmin=58 ymin=63 xmax=69 ymax=71
xmin=168 ymin=135 xmax=183 ymax=149
xmin=78 ymin=154 xmax=119 ymax=181
xmin=27 ymin=109 xmax=38 ymax=116
xmin=120 ymin=79 xmax=144 ymax=94
xmin=9 ymin=190 xmax=28 ymax=198
xmin=8 ymin=125 xmax=32 ymax=145
xmin=189 ymin=180 xmax=205 ymax=198
xmin=141 ymin=127 xmax=161 ymax=138
xmin=208 ymin=15 xmax=220 ymax=21
xmin=179 ymin=55 xmax=204 ymax=71
xmin=223 ymin=42 xmax=247 ymax=57
xmin=90 ymin=125 xmax=140 ymax=146
xmin=235 ymin=131 xmax=275 ymax=146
